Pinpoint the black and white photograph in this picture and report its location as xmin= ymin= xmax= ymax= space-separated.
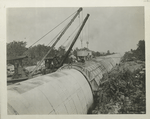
xmin=6 ymin=6 xmax=146 ymax=115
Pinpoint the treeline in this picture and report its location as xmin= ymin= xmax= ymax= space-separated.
xmin=122 ymin=40 xmax=145 ymax=62
xmin=80 ymin=47 xmax=115 ymax=57
xmin=7 ymin=41 xmax=115 ymax=66
xmin=7 ymin=41 xmax=66 ymax=66
xmin=92 ymin=50 xmax=115 ymax=57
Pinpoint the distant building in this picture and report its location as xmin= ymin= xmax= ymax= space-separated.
xmin=77 ymin=48 xmax=92 ymax=61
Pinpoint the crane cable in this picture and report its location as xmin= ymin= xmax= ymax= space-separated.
xmin=80 ymin=11 xmax=83 ymax=48
xmin=87 ymin=17 xmax=90 ymax=48
xmin=28 ymin=10 xmax=77 ymax=50
xmin=23 ymin=11 xmax=77 ymax=56
xmin=63 ymin=14 xmax=87 ymax=52
xmin=88 ymin=17 xmax=89 ymax=42
xmin=64 ymin=29 xmax=79 ymax=50
xmin=85 ymin=16 xmax=89 ymax=48
xmin=46 ymin=26 xmax=66 ymax=47
xmin=24 ymin=27 xmax=65 ymax=57
xmin=46 ymin=14 xmax=80 ymax=48
xmin=62 ymin=24 xmax=80 ymax=46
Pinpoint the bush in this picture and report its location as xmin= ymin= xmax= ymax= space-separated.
xmin=94 ymin=68 xmax=146 ymax=114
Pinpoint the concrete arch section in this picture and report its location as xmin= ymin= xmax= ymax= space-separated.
xmin=59 ymin=54 xmax=121 ymax=93
xmin=7 ymin=69 xmax=93 ymax=115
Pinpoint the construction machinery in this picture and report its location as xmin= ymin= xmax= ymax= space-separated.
xmin=7 ymin=8 xmax=123 ymax=115
xmin=7 ymin=7 xmax=83 ymax=81
xmin=7 ymin=55 xmax=29 ymax=81
xmin=8 ymin=53 xmax=121 ymax=114
xmin=42 ymin=14 xmax=90 ymax=74
xmin=29 ymin=7 xmax=82 ymax=77
xmin=42 ymin=56 xmax=60 ymax=74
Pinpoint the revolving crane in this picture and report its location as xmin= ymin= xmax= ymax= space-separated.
xmin=7 ymin=7 xmax=83 ymax=81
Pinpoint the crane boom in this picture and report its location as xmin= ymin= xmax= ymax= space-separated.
xmin=30 ymin=7 xmax=82 ymax=77
xmin=60 ymin=14 xmax=90 ymax=66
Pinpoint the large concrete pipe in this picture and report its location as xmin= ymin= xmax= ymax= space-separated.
xmin=60 ymin=54 xmax=121 ymax=92
xmin=8 ymin=69 xmax=93 ymax=114
xmin=7 ymin=54 xmax=121 ymax=115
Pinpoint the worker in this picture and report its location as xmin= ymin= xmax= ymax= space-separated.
xmin=87 ymin=53 xmax=90 ymax=60
xmin=51 ymin=61 xmax=54 ymax=69
xmin=81 ymin=57 xmax=85 ymax=63
xmin=68 ymin=57 xmax=73 ymax=69
xmin=12 ymin=60 xmax=19 ymax=78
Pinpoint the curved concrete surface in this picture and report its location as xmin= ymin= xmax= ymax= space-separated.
xmin=8 ymin=69 xmax=93 ymax=114
xmin=7 ymin=54 xmax=121 ymax=115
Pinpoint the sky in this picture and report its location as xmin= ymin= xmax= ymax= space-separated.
xmin=7 ymin=7 xmax=144 ymax=55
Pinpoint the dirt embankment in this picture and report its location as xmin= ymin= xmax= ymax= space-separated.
xmin=91 ymin=61 xmax=145 ymax=114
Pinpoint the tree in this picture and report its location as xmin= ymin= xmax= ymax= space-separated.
xmin=122 ymin=40 xmax=145 ymax=62
xmin=136 ymin=40 xmax=145 ymax=60
xmin=107 ymin=50 xmax=110 ymax=55
xmin=96 ymin=51 xmax=101 ymax=56
xmin=7 ymin=41 xmax=27 ymax=59
xmin=25 ymin=45 xmax=55 ymax=66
